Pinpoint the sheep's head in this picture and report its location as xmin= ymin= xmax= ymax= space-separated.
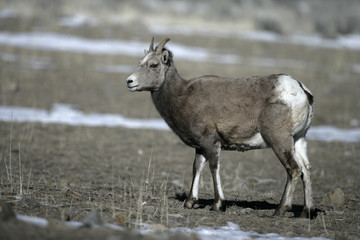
xmin=127 ymin=37 xmax=172 ymax=92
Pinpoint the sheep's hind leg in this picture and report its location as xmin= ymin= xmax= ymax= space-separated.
xmin=263 ymin=132 xmax=302 ymax=216
xmin=295 ymin=138 xmax=313 ymax=218
xmin=260 ymin=103 xmax=302 ymax=216
xmin=272 ymin=139 xmax=302 ymax=216
xmin=184 ymin=149 xmax=207 ymax=209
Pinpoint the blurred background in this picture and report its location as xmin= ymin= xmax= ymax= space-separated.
xmin=2 ymin=0 xmax=360 ymax=37
xmin=1 ymin=0 xmax=359 ymax=127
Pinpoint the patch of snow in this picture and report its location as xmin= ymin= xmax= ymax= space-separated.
xmin=188 ymin=222 xmax=281 ymax=240
xmin=337 ymin=34 xmax=360 ymax=51
xmin=15 ymin=214 xmax=328 ymax=240
xmin=0 ymin=104 xmax=359 ymax=143
xmin=17 ymin=214 xmax=48 ymax=228
xmin=59 ymin=15 xmax=99 ymax=27
xmin=306 ymin=125 xmax=360 ymax=143
xmin=149 ymin=24 xmax=360 ymax=51
xmin=0 ymin=8 xmax=19 ymax=18
xmin=14 ymin=195 xmax=23 ymax=200
xmin=0 ymin=32 xmax=359 ymax=72
xmin=0 ymin=104 xmax=170 ymax=130
xmin=0 ymin=32 xmax=300 ymax=67
xmin=0 ymin=32 xmax=227 ymax=63
xmin=0 ymin=32 xmax=145 ymax=56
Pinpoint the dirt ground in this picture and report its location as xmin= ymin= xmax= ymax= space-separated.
xmin=1 ymin=121 xmax=359 ymax=239
xmin=1 ymin=1 xmax=360 ymax=239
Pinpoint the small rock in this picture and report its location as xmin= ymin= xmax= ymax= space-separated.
xmin=321 ymin=187 xmax=348 ymax=207
xmin=82 ymin=208 xmax=103 ymax=227
xmin=62 ymin=186 xmax=82 ymax=198
xmin=167 ymin=213 xmax=184 ymax=219
xmin=115 ymin=212 xmax=127 ymax=225
xmin=240 ymin=208 xmax=253 ymax=214
xmin=0 ymin=200 xmax=16 ymax=221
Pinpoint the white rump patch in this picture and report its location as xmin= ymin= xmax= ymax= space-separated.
xmin=275 ymin=75 xmax=309 ymax=135
xmin=276 ymin=75 xmax=307 ymax=107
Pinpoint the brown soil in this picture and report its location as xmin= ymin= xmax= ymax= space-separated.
xmin=0 ymin=121 xmax=359 ymax=239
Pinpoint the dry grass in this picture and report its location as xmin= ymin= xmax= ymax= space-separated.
xmin=1 ymin=120 xmax=359 ymax=238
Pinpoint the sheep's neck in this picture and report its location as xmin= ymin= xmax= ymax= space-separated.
xmin=151 ymin=65 xmax=185 ymax=123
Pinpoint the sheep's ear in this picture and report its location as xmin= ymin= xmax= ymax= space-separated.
xmin=161 ymin=50 xmax=169 ymax=64
xmin=144 ymin=49 xmax=149 ymax=55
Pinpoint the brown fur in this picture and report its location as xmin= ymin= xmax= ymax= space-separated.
xmin=151 ymin=69 xmax=283 ymax=150
xmin=127 ymin=39 xmax=314 ymax=216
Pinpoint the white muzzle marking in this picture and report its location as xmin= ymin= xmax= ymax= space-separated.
xmin=127 ymin=74 xmax=139 ymax=92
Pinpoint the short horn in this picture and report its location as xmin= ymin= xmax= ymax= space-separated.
xmin=149 ymin=37 xmax=155 ymax=52
xmin=155 ymin=38 xmax=170 ymax=54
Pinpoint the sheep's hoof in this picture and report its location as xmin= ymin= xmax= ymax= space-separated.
xmin=210 ymin=200 xmax=225 ymax=211
xmin=273 ymin=205 xmax=290 ymax=217
xmin=184 ymin=197 xmax=197 ymax=209
xmin=300 ymin=207 xmax=311 ymax=218
xmin=272 ymin=209 xmax=282 ymax=217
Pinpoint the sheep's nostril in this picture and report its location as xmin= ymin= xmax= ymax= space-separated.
xmin=127 ymin=78 xmax=133 ymax=84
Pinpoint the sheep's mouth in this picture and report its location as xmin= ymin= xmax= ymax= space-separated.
xmin=127 ymin=85 xmax=139 ymax=92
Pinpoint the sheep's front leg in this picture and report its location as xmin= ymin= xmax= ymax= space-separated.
xmin=184 ymin=149 xmax=207 ymax=209
xmin=207 ymin=142 xmax=225 ymax=211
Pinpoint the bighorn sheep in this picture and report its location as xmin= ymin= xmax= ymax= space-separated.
xmin=126 ymin=38 xmax=314 ymax=217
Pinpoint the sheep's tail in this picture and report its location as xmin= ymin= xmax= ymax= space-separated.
xmin=298 ymin=81 xmax=314 ymax=106
xmin=298 ymin=81 xmax=314 ymax=134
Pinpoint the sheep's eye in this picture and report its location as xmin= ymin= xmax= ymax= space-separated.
xmin=149 ymin=63 xmax=159 ymax=69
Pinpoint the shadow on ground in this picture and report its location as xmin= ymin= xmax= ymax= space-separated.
xmin=174 ymin=193 xmax=322 ymax=219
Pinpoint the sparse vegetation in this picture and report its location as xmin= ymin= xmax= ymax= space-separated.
xmin=0 ymin=0 xmax=359 ymax=239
